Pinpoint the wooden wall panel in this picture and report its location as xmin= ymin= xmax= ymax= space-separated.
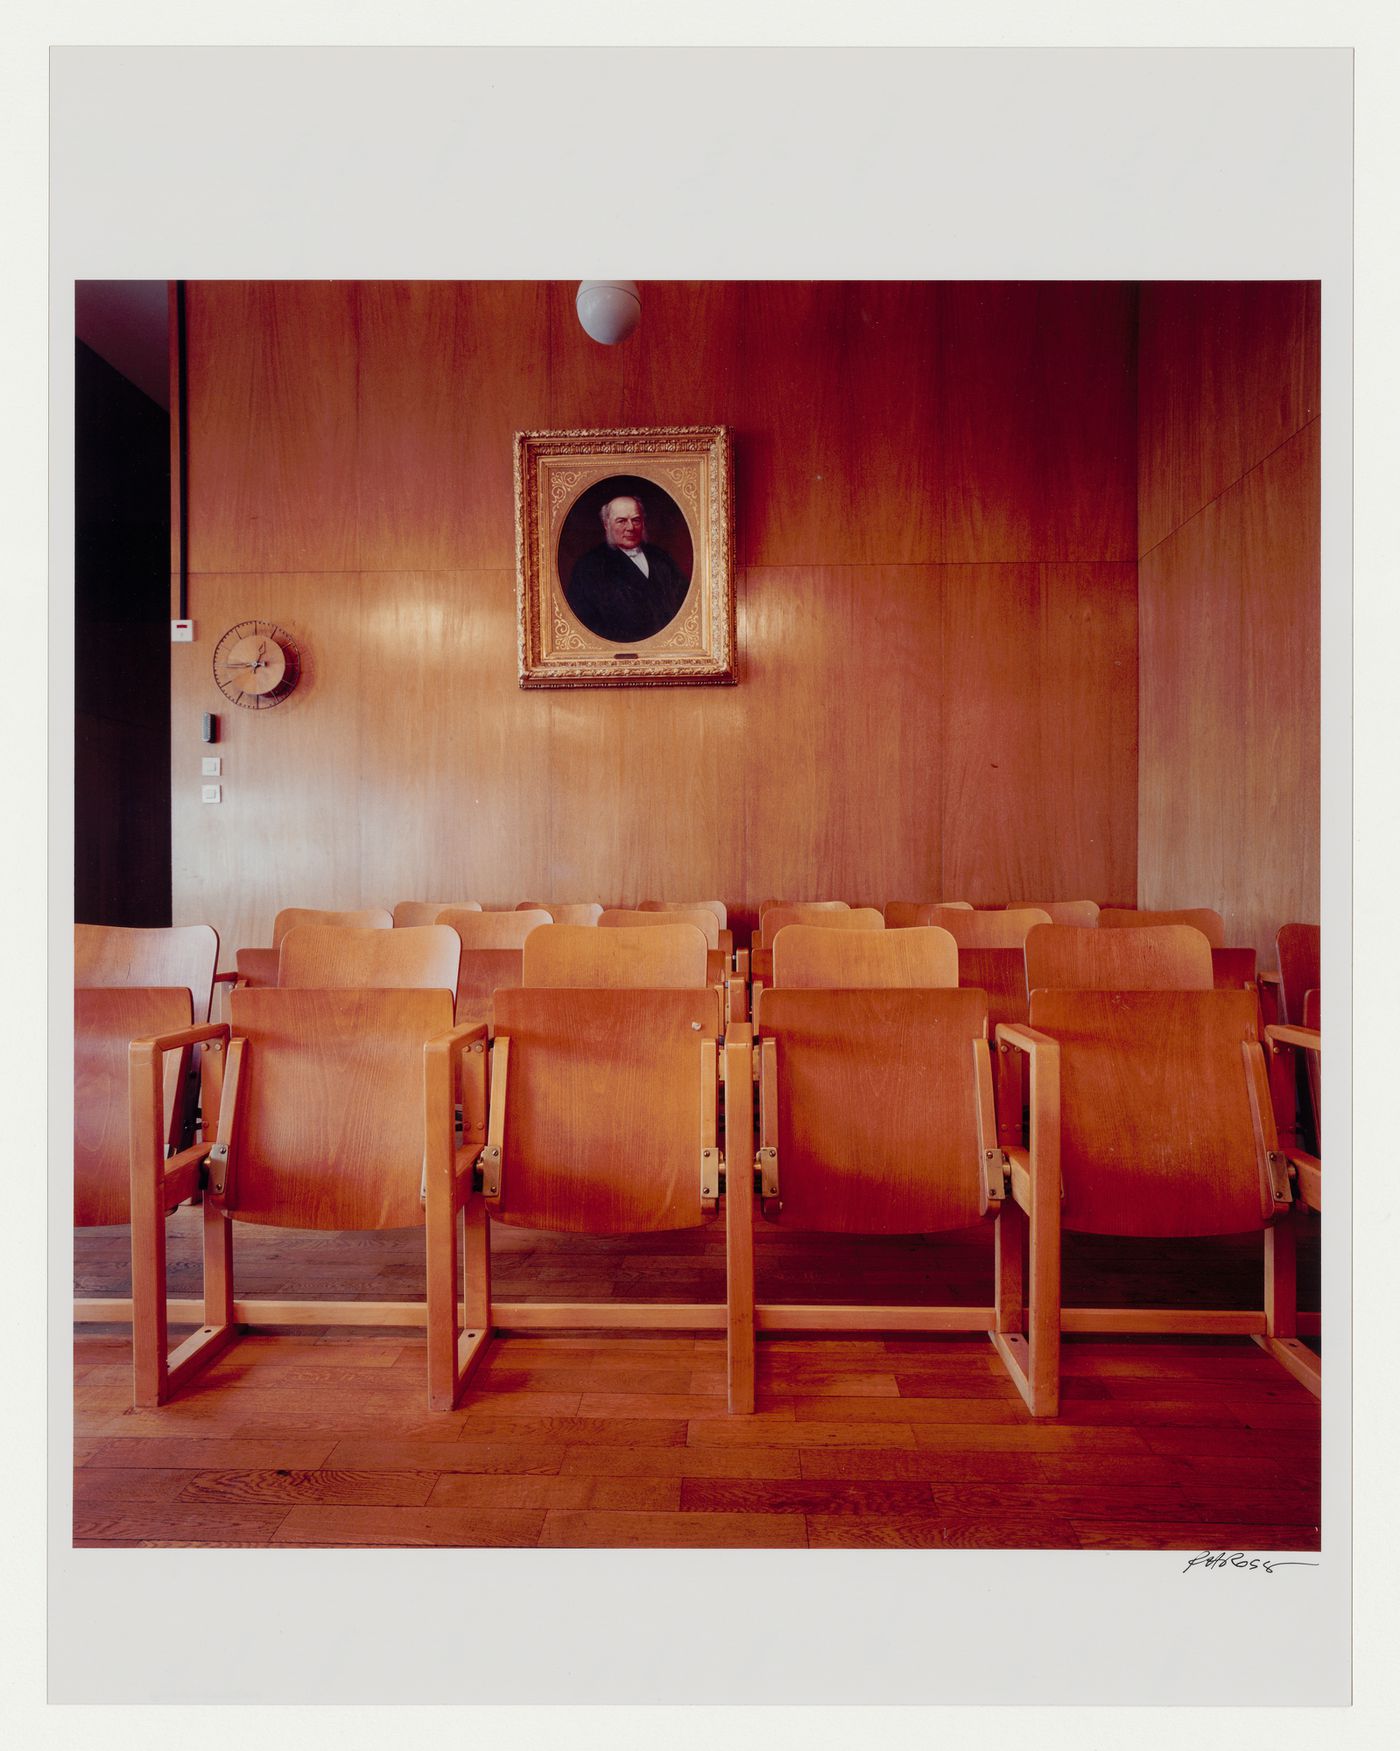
xmin=740 ymin=565 xmax=944 ymax=913
xmin=736 ymin=282 xmax=941 ymax=568
xmin=1138 ymin=428 xmax=1319 ymax=958
xmin=356 ymin=282 xmax=554 ymax=574
xmin=171 ymin=574 xmax=364 ymax=961
xmin=172 ymin=280 xmax=1143 ymax=956
xmin=1240 ymin=425 xmax=1321 ymax=943
xmin=545 ymin=280 xmax=747 ymax=435
xmin=939 ymin=563 xmax=1136 ymax=904
xmin=184 ymin=283 xmax=360 ymax=574
xmin=939 ymin=283 xmax=1137 ymax=564
xmin=353 ymin=569 xmax=553 ymax=909
xmin=1138 ymin=508 xmax=1238 ymax=930
xmin=1037 ymin=562 xmax=1139 ymax=904
xmin=1138 ymin=282 xmax=1320 ymax=556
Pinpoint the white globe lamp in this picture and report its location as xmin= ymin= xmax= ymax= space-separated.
xmin=576 ymin=280 xmax=641 ymax=345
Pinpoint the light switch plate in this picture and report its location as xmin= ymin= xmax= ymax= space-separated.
xmin=201 ymin=784 xmax=222 ymax=804
xmin=201 ymin=756 xmax=222 ymax=776
xmin=172 ymin=620 xmax=194 ymax=642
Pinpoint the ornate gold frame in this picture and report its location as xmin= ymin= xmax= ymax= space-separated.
xmin=514 ymin=425 xmax=736 ymax=688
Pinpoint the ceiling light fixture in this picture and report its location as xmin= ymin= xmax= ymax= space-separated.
xmin=576 ymin=280 xmax=641 ymax=345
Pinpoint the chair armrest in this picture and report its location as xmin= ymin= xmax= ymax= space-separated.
xmin=424 ymin=1020 xmax=492 ymax=1200
xmin=994 ymin=1024 xmax=1061 ymax=1219
xmin=722 ymin=1022 xmax=755 ymax=1193
xmin=129 ymin=1020 xmax=230 ymax=1060
xmin=1267 ymin=1024 xmax=1320 ymax=1055
xmin=995 ymin=1021 xmax=1058 ymax=1057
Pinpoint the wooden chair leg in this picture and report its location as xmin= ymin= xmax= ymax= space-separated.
xmin=994 ymin=1202 xmax=1025 ymax=1335
xmin=454 ymin=1191 xmax=493 ymax=1399
xmin=1258 ymin=1206 xmax=1320 ymax=1396
xmin=724 ymin=1024 xmax=756 ymax=1414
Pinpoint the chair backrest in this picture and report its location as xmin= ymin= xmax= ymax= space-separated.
xmin=74 ymin=923 xmax=219 ymax=1023
xmin=1029 ymin=988 xmax=1274 ymax=1237
xmin=226 ymin=987 xmax=454 ymax=1229
xmin=522 ymin=923 xmax=709 ymax=989
xmin=771 ymin=924 xmax=957 ymax=989
xmin=600 ymin=907 xmax=721 ymax=950
xmin=488 ymin=987 xmax=721 ymax=1234
xmin=757 ymin=987 xmax=992 ymax=1233
xmin=1024 ymin=922 xmax=1214 ymax=992
xmin=639 ymin=898 xmax=728 ymax=929
xmin=1098 ymin=907 xmax=1226 ymax=948
xmin=272 ymin=906 xmax=393 ymax=947
xmin=1302 ymin=987 xmax=1320 ymax=1029
xmin=883 ymin=901 xmax=971 ymax=928
xmin=1276 ymin=923 xmax=1321 ymax=1026
xmin=74 ymin=987 xmax=192 ymax=1226
xmin=440 ymin=912 xmax=549 ymax=1021
xmin=758 ymin=899 xmax=850 ymax=922
xmin=277 ymin=924 xmax=460 ymax=996
xmin=1005 ymin=900 xmax=1100 ymax=928
xmin=454 ymin=948 xmax=526 ymax=1025
xmin=1211 ymin=947 xmax=1259 ymax=991
xmin=234 ymin=947 xmax=282 ymax=988
xmin=441 ymin=908 xmax=551 ymax=949
xmin=392 ymin=900 xmax=482 ymax=928
xmin=515 ymin=900 xmax=604 ymax=927
xmin=758 ymin=906 xmax=882 ymax=951
xmin=921 ymin=906 xmax=1051 ymax=948
xmin=956 ymin=946 xmax=1031 ymax=1032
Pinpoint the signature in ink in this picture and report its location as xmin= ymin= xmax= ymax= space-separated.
xmin=1183 ymin=1551 xmax=1320 ymax=1574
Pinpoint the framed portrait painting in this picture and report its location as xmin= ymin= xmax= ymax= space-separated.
xmin=514 ymin=425 xmax=736 ymax=688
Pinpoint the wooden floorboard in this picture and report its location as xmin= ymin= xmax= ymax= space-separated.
xmin=72 ymin=1209 xmax=1322 ymax=1551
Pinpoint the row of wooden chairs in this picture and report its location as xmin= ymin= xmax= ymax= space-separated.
xmin=76 ymin=918 xmax=1320 ymax=1421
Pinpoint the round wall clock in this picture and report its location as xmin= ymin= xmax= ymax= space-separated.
xmin=212 ymin=620 xmax=302 ymax=710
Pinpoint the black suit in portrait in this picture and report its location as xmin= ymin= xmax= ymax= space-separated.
xmin=565 ymin=542 xmax=691 ymax=644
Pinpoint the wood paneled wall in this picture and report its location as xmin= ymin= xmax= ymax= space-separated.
xmin=1137 ymin=283 xmax=1321 ymax=959
xmin=171 ymin=281 xmax=1139 ymax=958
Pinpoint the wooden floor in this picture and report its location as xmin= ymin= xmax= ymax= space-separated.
xmin=73 ymin=1210 xmax=1322 ymax=1551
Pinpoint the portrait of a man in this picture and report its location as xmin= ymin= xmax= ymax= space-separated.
xmin=560 ymin=482 xmax=692 ymax=643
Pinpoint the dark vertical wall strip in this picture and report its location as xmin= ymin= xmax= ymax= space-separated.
xmin=175 ymin=280 xmax=189 ymax=621
xmin=75 ymin=339 xmax=173 ymax=925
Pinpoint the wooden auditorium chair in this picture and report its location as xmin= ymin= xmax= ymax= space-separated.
xmin=277 ymin=923 xmax=461 ymax=1002
xmin=73 ymin=980 xmax=226 ymax=1342
xmin=424 ymin=939 xmax=732 ymax=1410
xmin=1266 ymin=1020 xmax=1322 ymax=1214
xmin=639 ymin=898 xmax=735 ymax=962
xmin=600 ymin=907 xmax=739 ymax=1018
xmin=1275 ymin=922 xmax=1321 ymax=1148
xmin=438 ymin=907 xmax=552 ymax=1027
xmin=727 ymin=980 xmax=1059 ymax=1415
xmin=1098 ymin=906 xmax=1226 ymax=948
xmin=884 ymin=901 xmax=971 ymax=927
xmin=1000 ymin=986 xmax=1317 ymax=1401
xmin=514 ymin=900 xmax=604 ymax=926
xmin=229 ymin=906 xmax=396 ymax=1001
xmin=273 ymin=905 xmax=394 ymax=943
xmin=1005 ymin=899 xmax=1100 ymax=928
xmin=1023 ymin=921 xmax=1214 ymax=993
xmin=768 ymin=923 xmax=957 ymax=992
xmin=128 ymin=981 xmax=458 ymax=1407
xmin=522 ymin=921 xmax=710 ymax=992
xmin=75 ymin=920 xmax=221 ymax=1155
xmin=925 ymin=907 xmax=1051 ymax=1144
xmin=392 ymin=899 xmax=482 ymax=927
xmin=75 ymin=922 xmax=220 ymax=1022
xmin=751 ymin=906 xmax=883 ymax=1002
